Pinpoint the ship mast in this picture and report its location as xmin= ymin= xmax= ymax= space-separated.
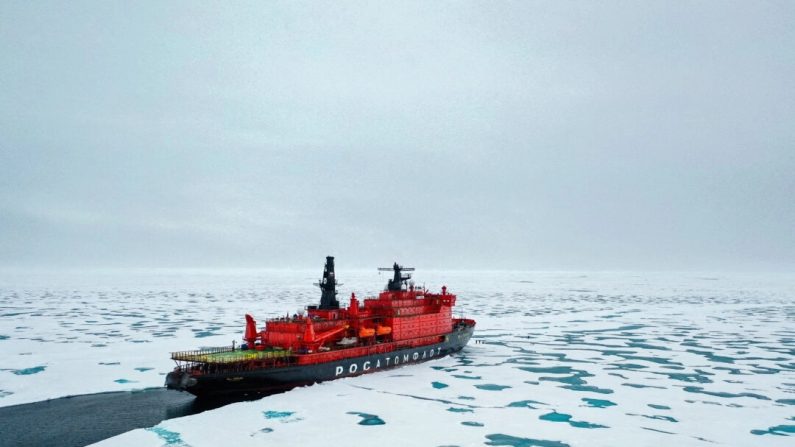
xmin=316 ymin=256 xmax=340 ymax=309
xmin=378 ymin=262 xmax=415 ymax=291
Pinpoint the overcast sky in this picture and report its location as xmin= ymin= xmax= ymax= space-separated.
xmin=1 ymin=1 xmax=793 ymax=270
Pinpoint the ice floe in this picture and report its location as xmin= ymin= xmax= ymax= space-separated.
xmin=1 ymin=269 xmax=793 ymax=446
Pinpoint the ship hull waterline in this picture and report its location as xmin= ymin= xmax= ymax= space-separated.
xmin=166 ymin=323 xmax=474 ymax=398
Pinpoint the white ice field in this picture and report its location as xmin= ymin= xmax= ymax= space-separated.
xmin=1 ymin=269 xmax=793 ymax=446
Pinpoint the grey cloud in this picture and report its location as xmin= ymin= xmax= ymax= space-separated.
xmin=1 ymin=1 xmax=793 ymax=270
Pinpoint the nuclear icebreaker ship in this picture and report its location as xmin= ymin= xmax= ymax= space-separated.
xmin=166 ymin=257 xmax=476 ymax=397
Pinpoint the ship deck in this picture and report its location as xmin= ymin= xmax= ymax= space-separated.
xmin=171 ymin=347 xmax=291 ymax=364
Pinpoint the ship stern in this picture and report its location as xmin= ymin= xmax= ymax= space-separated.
xmin=165 ymin=369 xmax=197 ymax=392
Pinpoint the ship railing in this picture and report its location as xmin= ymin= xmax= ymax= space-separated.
xmin=171 ymin=346 xmax=294 ymax=366
xmin=174 ymin=352 xmax=298 ymax=374
xmin=170 ymin=346 xmax=235 ymax=361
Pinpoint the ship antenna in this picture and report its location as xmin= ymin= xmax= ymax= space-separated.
xmin=378 ymin=262 xmax=415 ymax=291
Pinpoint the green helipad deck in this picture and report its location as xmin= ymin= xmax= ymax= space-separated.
xmin=170 ymin=347 xmax=291 ymax=364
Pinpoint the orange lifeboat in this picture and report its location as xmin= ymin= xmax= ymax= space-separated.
xmin=376 ymin=325 xmax=392 ymax=336
xmin=358 ymin=327 xmax=375 ymax=338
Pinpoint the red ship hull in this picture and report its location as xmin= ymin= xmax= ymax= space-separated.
xmin=167 ymin=319 xmax=475 ymax=397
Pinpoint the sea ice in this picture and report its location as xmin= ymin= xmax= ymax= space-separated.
xmin=1 ymin=269 xmax=793 ymax=446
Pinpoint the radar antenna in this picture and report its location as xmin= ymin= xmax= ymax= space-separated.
xmin=377 ymin=262 xmax=415 ymax=291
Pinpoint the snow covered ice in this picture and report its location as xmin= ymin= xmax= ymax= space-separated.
xmin=1 ymin=269 xmax=793 ymax=446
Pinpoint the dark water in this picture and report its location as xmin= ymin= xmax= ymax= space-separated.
xmin=0 ymin=388 xmax=262 ymax=447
